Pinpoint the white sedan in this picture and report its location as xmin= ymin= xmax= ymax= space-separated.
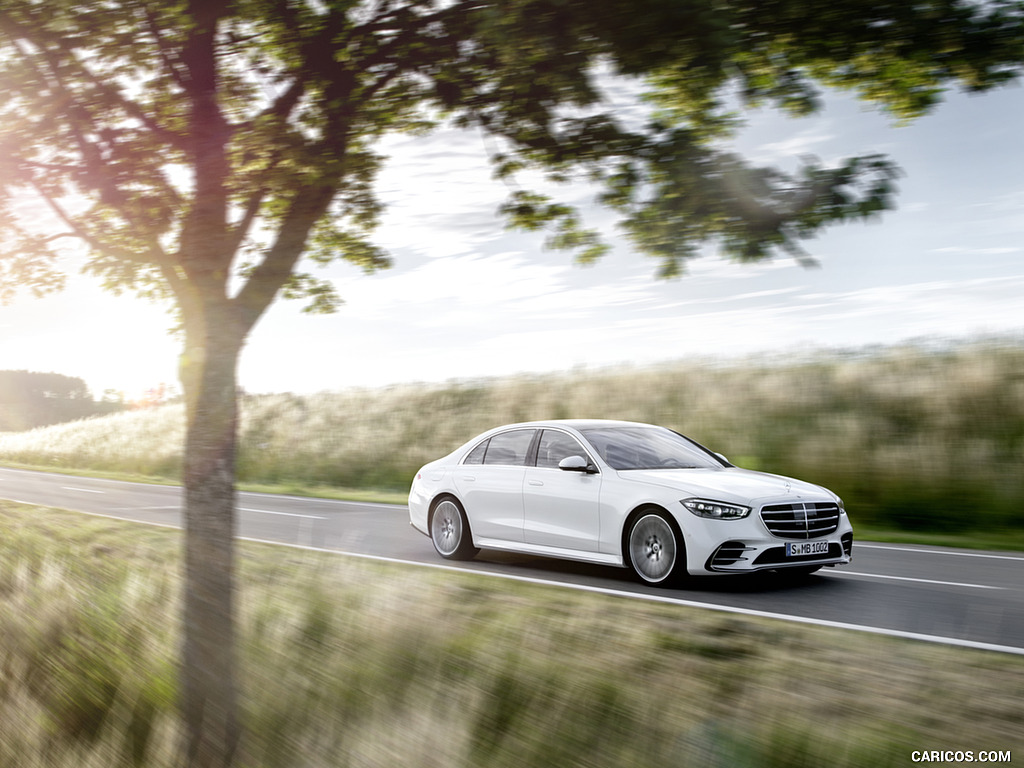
xmin=408 ymin=420 xmax=852 ymax=585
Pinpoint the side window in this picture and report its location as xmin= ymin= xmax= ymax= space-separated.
xmin=463 ymin=440 xmax=488 ymax=465
xmin=482 ymin=429 xmax=536 ymax=466
xmin=536 ymin=430 xmax=589 ymax=469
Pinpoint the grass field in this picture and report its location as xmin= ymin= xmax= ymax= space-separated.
xmin=1 ymin=339 xmax=1022 ymax=541
xmin=2 ymin=501 xmax=1022 ymax=767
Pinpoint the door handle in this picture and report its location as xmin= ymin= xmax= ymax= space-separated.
xmin=527 ymin=479 xmax=543 ymax=486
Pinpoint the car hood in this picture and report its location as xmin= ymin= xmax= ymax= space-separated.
xmin=619 ymin=467 xmax=834 ymax=505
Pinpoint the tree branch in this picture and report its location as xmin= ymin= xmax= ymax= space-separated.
xmin=227 ymin=184 xmax=270 ymax=255
xmin=231 ymin=184 xmax=338 ymax=325
xmin=32 ymin=180 xmax=173 ymax=270
xmin=143 ymin=5 xmax=189 ymax=91
xmin=357 ymin=0 xmax=473 ymax=70
xmin=15 ymin=40 xmax=139 ymax=218
xmin=2 ymin=12 xmax=185 ymax=149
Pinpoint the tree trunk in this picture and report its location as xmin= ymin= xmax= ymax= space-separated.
xmin=179 ymin=313 xmax=245 ymax=768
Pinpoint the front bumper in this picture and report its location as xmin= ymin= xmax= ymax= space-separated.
xmin=703 ymin=531 xmax=853 ymax=573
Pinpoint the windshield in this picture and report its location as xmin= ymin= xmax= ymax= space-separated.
xmin=579 ymin=427 xmax=726 ymax=471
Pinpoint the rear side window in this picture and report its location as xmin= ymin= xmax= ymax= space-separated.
xmin=463 ymin=440 xmax=488 ymax=465
xmin=482 ymin=429 xmax=536 ymax=466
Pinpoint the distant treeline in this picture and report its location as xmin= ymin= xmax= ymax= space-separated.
xmin=0 ymin=370 xmax=121 ymax=432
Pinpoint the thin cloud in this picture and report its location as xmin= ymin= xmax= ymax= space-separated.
xmin=930 ymin=246 xmax=1021 ymax=255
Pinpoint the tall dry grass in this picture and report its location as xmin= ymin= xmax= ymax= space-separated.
xmin=3 ymin=502 xmax=1023 ymax=767
xmin=0 ymin=404 xmax=185 ymax=478
xmin=1 ymin=339 xmax=1021 ymax=534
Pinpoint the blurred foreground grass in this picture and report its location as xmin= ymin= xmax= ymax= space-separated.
xmin=2 ymin=501 xmax=1022 ymax=767
xmin=1 ymin=339 xmax=1022 ymax=541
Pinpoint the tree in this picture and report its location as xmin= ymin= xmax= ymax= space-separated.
xmin=2 ymin=1 xmax=1022 ymax=764
xmin=0 ymin=369 xmax=94 ymax=430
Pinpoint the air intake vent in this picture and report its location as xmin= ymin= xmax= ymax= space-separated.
xmin=709 ymin=541 xmax=754 ymax=568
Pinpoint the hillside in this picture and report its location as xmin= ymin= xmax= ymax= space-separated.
xmin=1 ymin=340 xmax=1022 ymax=536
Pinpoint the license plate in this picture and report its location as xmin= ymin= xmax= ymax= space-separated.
xmin=786 ymin=541 xmax=830 ymax=557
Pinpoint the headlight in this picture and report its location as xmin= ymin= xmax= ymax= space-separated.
xmin=682 ymin=498 xmax=751 ymax=519
xmin=837 ymin=497 xmax=846 ymax=515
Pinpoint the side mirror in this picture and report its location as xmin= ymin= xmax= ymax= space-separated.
xmin=558 ymin=455 xmax=596 ymax=474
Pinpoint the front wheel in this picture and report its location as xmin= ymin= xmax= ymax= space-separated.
xmin=627 ymin=512 xmax=685 ymax=587
xmin=430 ymin=498 xmax=478 ymax=560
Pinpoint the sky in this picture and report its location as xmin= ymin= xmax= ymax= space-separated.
xmin=1 ymin=77 xmax=1022 ymax=399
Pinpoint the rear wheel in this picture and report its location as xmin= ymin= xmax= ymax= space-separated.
xmin=430 ymin=498 xmax=478 ymax=560
xmin=627 ymin=511 xmax=685 ymax=586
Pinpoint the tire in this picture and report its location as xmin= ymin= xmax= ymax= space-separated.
xmin=430 ymin=498 xmax=478 ymax=560
xmin=627 ymin=511 xmax=685 ymax=586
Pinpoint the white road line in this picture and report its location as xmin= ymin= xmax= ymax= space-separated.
xmin=116 ymin=506 xmax=180 ymax=512
xmin=61 ymin=487 xmax=105 ymax=494
xmin=0 ymin=495 xmax=53 ymax=506
xmin=39 ymin=509 xmax=183 ymax=531
xmin=14 ymin=503 xmax=1024 ymax=658
xmin=238 ymin=537 xmax=1024 ymax=658
xmin=238 ymin=507 xmax=328 ymax=521
xmin=0 ymin=467 xmax=398 ymax=509
xmin=238 ymin=494 xmax=403 ymax=511
xmin=822 ymin=570 xmax=1005 ymax=590
xmin=857 ymin=543 xmax=1024 ymax=561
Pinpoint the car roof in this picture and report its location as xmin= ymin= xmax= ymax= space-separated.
xmin=449 ymin=419 xmax=672 ymax=461
xmin=485 ymin=419 xmax=660 ymax=432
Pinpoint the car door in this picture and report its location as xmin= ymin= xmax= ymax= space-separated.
xmin=523 ymin=428 xmax=602 ymax=552
xmin=453 ymin=428 xmax=536 ymax=543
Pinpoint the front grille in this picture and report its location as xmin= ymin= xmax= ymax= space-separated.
xmin=760 ymin=502 xmax=840 ymax=539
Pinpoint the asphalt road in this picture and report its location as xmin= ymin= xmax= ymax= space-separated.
xmin=2 ymin=465 xmax=1022 ymax=656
